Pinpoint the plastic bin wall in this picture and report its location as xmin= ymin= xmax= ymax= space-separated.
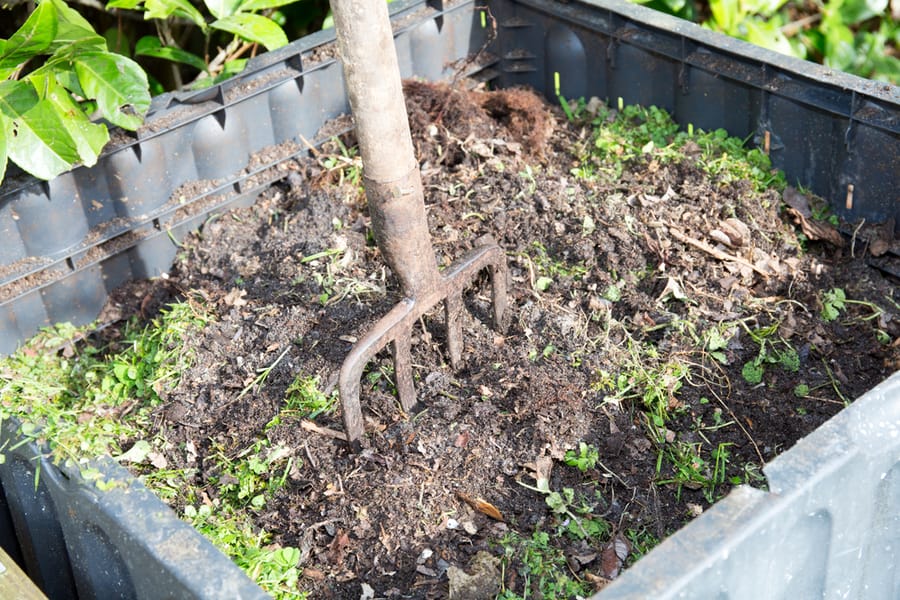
xmin=0 ymin=418 xmax=269 ymax=599
xmin=595 ymin=371 xmax=900 ymax=599
xmin=0 ymin=1 xmax=897 ymax=598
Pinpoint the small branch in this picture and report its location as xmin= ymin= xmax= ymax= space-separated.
xmin=666 ymin=224 xmax=770 ymax=278
xmin=301 ymin=419 xmax=348 ymax=441
xmin=781 ymin=13 xmax=822 ymax=38
xmin=156 ymin=20 xmax=183 ymax=90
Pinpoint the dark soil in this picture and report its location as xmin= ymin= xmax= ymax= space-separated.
xmin=104 ymin=81 xmax=899 ymax=598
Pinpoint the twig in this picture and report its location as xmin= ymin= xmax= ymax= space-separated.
xmin=434 ymin=6 xmax=497 ymax=124
xmin=666 ymin=224 xmax=769 ymax=278
xmin=781 ymin=13 xmax=821 ymax=37
xmin=299 ymin=134 xmax=322 ymax=158
xmin=303 ymin=440 xmax=318 ymax=469
xmin=301 ymin=419 xmax=348 ymax=441
xmin=156 ymin=20 xmax=183 ymax=90
xmin=850 ymin=218 xmax=865 ymax=258
xmin=595 ymin=459 xmax=631 ymax=488
xmin=821 ymin=359 xmax=850 ymax=406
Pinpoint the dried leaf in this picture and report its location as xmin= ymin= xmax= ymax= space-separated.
xmin=782 ymin=186 xmax=812 ymax=217
xmin=360 ymin=583 xmax=375 ymax=599
xmin=584 ymin=571 xmax=611 ymax=591
xmin=870 ymin=238 xmax=890 ymax=257
xmin=657 ymin=277 xmax=687 ymax=303
xmin=869 ymin=218 xmax=895 ymax=257
xmin=722 ymin=217 xmax=750 ymax=246
xmin=786 ymin=207 xmax=844 ymax=246
xmin=379 ymin=524 xmax=394 ymax=553
xmin=457 ymin=492 xmax=504 ymax=521
xmin=708 ymin=229 xmax=734 ymax=247
xmin=147 ymin=451 xmax=168 ymax=469
xmin=572 ymin=552 xmax=598 ymax=566
xmin=223 ymin=288 xmax=248 ymax=307
xmin=326 ymin=530 xmax=350 ymax=565
xmin=599 ymin=535 xmax=631 ymax=579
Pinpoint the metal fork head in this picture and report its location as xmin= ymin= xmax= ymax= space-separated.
xmin=338 ymin=243 xmax=507 ymax=446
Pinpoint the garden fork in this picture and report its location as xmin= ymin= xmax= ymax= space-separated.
xmin=329 ymin=0 xmax=507 ymax=446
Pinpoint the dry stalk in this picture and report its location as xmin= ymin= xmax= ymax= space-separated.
xmin=666 ymin=224 xmax=770 ymax=278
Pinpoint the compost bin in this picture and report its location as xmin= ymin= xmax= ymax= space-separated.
xmin=0 ymin=0 xmax=897 ymax=597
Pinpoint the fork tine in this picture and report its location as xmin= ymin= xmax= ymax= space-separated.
xmin=445 ymin=291 xmax=464 ymax=369
xmin=392 ymin=329 xmax=417 ymax=412
xmin=491 ymin=261 xmax=508 ymax=331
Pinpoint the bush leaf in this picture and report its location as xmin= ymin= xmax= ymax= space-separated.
xmin=0 ymin=80 xmax=80 ymax=180
xmin=211 ymin=13 xmax=288 ymax=51
xmin=0 ymin=1 xmax=57 ymax=76
xmin=238 ymin=0 xmax=300 ymax=11
xmin=74 ymin=52 xmax=150 ymax=130
xmin=46 ymin=0 xmax=107 ymax=54
xmin=135 ymin=36 xmax=208 ymax=72
xmin=36 ymin=73 xmax=109 ymax=167
xmin=144 ymin=0 xmax=207 ymax=30
xmin=205 ymin=0 xmax=243 ymax=19
xmin=0 ymin=118 xmax=7 ymax=184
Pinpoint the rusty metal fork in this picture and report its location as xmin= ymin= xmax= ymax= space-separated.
xmin=330 ymin=0 xmax=507 ymax=445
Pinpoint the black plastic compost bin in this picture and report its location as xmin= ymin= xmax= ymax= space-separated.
xmin=0 ymin=0 xmax=897 ymax=597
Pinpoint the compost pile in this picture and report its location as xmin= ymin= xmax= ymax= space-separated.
xmin=108 ymin=81 xmax=898 ymax=598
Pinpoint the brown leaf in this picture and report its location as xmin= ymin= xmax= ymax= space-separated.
xmin=302 ymin=567 xmax=325 ymax=581
xmin=326 ymin=530 xmax=351 ymax=565
xmin=599 ymin=535 xmax=631 ymax=579
xmin=584 ymin=571 xmax=611 ymax=591
xmin=782 ymin=186 xmax=812 ymax=217
xmin=722 ymin=217 xmax=750 ymax=246
xmin=869 ymin=218 xmax=895 ymax=257
xmin=457 ymin=492 xmax=505 ymax=521
xmin=786 ymin=207 xmax=845 ymax=247
xmin=870 ymin=238 xmax=890 ymax=257
xmin=223 ymin=288 xmax=248 ymax=307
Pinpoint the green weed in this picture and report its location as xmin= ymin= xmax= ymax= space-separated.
xmin=522 ymin=241 xmax=588 ymax=293
xmin=0 ymin=299 xmax=210 ymax=463
xmin=564 ymin=442 xmax=600 ymax=473
xmin=497 ymin=531 xmax=593 ymax=599
xmin=280 ymin=375 xmax=337 ymax=422
xmin=185 ymin=504 xmax=305 ymax=599
xmin=820 ymin=288 xmax=889 ymax=339
xmin=0 ymin=299 xmax=307 ymax=597
xmin=302 ymin=247 xmax=382 ymax=306
xmin=624 ymin=527 xmax=659 ymax=565
xmin=319 ymin=137 xmax=363 ymax=189
xmin=740 ymin=323 xmax=800 ymax=385
xmin=212 ymin=439 xmax=294 ymax=511
xmin=821 ymin=287 xmax=847 ymax=321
